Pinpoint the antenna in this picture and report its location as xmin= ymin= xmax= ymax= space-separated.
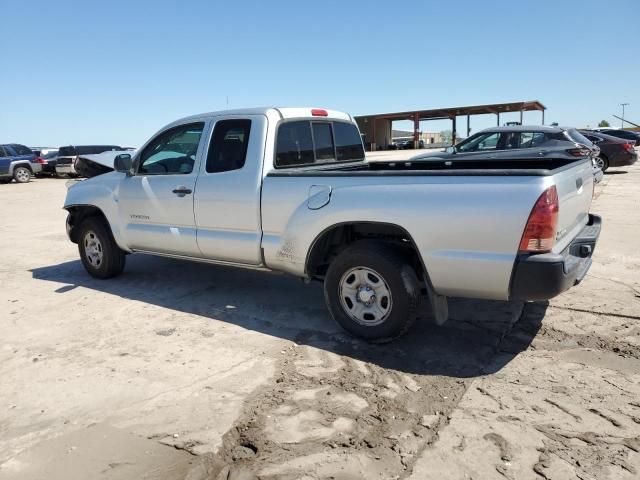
xmin=620 ymin=103 xmax=629 ymax=128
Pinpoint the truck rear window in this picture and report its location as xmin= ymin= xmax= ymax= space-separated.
xmin=275 ymin=120 xmax=364 ymax=168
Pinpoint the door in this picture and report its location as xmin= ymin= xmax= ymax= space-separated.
xmin=0 ymin=146 xmax=12 ymax=176
xmin=117 ymin=121 xmax=207 ymax=256
xmin=194 ymin=115 xmax=267 ymax=265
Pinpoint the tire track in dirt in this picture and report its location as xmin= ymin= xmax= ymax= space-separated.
xmin=186 ymin=300 xmax=526 ymax=479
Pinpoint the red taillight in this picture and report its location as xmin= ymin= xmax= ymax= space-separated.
xmin=622 ymin=143 xmax=635 ymax=153
xmin=566 ymin=148 xmax=589 ymax=157
xmin=311 ymin=108 xmax=328 ymax=117
xmin=519 ymin=186 xmax=559 ymax=253
xmin=36 ymin=157 xmax=47 ymax=164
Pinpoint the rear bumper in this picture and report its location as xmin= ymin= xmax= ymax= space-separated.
xmin=56 ymin=164 xmax=76 ymax=175
xmin=509 ymin=214 xmax=602 ymax=301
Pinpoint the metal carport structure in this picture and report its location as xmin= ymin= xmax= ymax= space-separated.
xmin=355 ymin=100 xmax=546 ymax=151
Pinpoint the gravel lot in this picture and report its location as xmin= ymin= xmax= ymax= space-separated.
xmin=1 ymin=163 xmax=639 ymax=480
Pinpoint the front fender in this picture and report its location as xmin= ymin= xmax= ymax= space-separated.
xmin=64 ymin=173 xmax=129 ymax=251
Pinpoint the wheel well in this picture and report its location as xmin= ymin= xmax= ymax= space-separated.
xmin=305 ymin=222 xmax=425 ymax=280
xmin=66 ymin=205 xmax=109 ymax=244
xmin=15 ymin=164 xmax=33 ymax=173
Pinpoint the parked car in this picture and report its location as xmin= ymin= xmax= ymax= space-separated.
xmin=392 ymin=138 xmax=425 ymax=149
xmin=0 ymin=144 xmax=41 ymax=183
xmin=579 ymin=130 xmax=637 ymax=172
xmin=32 ymin=148 xmax=59 ymax=176
xmin=593 ymin=128 xmax=640 ymax=145
xmin=411 ymin=126 xmax=599 ymax=164
xmin=56 ymin=145 xmax=123 ymax=176
xmin=63 ymin=107 xmax=600 ymax=342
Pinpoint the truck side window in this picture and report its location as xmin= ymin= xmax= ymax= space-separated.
xmin=334 ymin=122 xmax=365 ymax=161
xmin=206 ymin=119 xmax=252 ymax=173
xmin=138 ymin=122 xmax=204 ymax=175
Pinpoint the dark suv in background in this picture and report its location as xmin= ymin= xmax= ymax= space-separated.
xmin=56 ymin=145 xmax=123 ymax=176
xmin=580 ymin=130 xmax=637 ymax=171
xmin=411 ymin=125 xmax=598 ymax=163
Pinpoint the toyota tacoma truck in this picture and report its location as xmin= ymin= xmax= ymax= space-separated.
xmin=63 ymin=107 xmax=601 ymax=342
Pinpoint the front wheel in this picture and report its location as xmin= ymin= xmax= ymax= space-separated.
xmin=78 ymin=217 xmax=126 ymax=279
xmin=13 ymin=167 xmax=31 ymax=183
xmin=324 ymin=241 xmax=420 ymax=343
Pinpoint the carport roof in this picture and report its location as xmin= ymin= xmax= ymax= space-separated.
xmin=355 ymin=101 xmax=546 ymax=121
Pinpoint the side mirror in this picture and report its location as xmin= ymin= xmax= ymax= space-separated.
xmin=114 ymin=154 xmax=133 ymax=175
xmin=445 ymin=146 xmax=456 ymax=154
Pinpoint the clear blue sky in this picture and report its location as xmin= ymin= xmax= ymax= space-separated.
xmin=2 ymin=0 xmax=638 ymax=146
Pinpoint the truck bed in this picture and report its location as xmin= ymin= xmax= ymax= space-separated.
xmin=262 ymin=156 xmax=594 ymax=301
xmin=267 ymin=157 xmax=587 ymax=177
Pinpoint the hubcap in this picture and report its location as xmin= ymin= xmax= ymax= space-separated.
xmin=339 ymin=267 xmax=392 ymax=326
xmin=595 ymin=157 xmax=605 ymax=169
xmin=16 ymin=169 xmax=30 ymax=182
xmin=83 ymin=231 xmax=103 ymax=268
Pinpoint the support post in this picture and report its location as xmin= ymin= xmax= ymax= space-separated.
xmin=496 ymin=112 xmax=500 ymax=126
xmin=372 ymin=118 xmax=377 ymax=151
xmin=520 ymin=110 xmax=523 ymax=125
xmin=451 ymin=116 xmax=457 ymax=145
xmin=541 ymin=110 xmax=545 ymax=125
xmin=413 ymin=113 xmax=420 ymax=149
xmin=466 ymin=114 xmax=471 ymax=137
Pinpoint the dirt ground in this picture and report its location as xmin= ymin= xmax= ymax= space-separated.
xmin=1 ymin=162 xmax=639 ymax=480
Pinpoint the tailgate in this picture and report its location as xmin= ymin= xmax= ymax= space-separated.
xmin=552 ymin=158 xmax=594 ymax=253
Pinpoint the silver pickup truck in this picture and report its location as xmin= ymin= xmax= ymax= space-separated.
xmin=63 ymin=107 xmax=601 ymax=342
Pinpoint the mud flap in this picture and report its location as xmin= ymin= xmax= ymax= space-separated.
xmin=424 ymin=274 xmax=449 ymax=325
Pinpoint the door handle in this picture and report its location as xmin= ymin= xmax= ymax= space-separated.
xmin=172 ymin=186 xmax=192 ymax=197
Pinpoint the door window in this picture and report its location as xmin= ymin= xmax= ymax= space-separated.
xmin=504 ymin=132 xmax=546 ymax=149
xmin=138 ymin=122 xmax=204 ymax=175
xmin=206 ymin=119 xmax=251 ymax=173
xmin=11 ymin=144 xmax=33 ymax=155
xmin=457 ymin=132 xmax=501 ymax=152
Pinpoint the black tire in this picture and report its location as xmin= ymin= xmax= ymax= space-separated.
xmin=596 ymin=155 xmax=609 ymax=172
xmin=13 ymin=166 xmax=31 ymax=183
xmin=324 ymin=241 xmax=420 ymax=343
xmin=77 ymin=217 xmax=126 ymax=279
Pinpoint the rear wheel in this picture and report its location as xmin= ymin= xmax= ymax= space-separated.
xmin=13 ymin=167 xmax=31 ymax=183
xmin=78 ymin=217 xmax=126 ymax=279
xmin=324 ymin=241 xmax=420 ymax=342
xmin=594 ymin=155 xmax=609 ymax=172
